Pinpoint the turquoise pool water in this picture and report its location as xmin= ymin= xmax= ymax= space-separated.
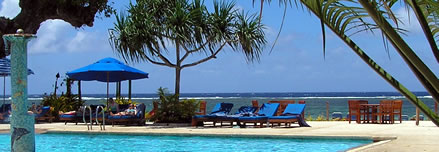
xmin=0 ymin=133 xmax=372 ymax=152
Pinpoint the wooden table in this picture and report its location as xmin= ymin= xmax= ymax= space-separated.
xmin=360 ymin=104 xmax=380 ymax=123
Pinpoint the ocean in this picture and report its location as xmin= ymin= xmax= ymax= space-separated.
xmin=3 ymin=92 xmax=437 ymax=120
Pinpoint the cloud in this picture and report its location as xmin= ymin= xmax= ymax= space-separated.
xmin=28 ymin=19 xmax=111 ymax=54
xmin=0 ymin=0 xmax=20 ymax=19
xmin=29 ymin=20 xmax=71 ymax=54
xmin=66 ymin=31 xmax=111 ymax=52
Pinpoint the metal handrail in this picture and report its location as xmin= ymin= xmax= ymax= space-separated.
xmin=82 ymin=106 xmax=92 ymax=130
xmin=96 ymin=106 xmax=105 ymax=130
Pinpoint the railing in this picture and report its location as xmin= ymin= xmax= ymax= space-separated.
xmin=96 ymin=106 xmax=105 ymax=130
xmin=82 ymin=106 xmax=92 ymax=130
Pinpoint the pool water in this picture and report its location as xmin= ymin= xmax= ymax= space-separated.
xmin=0 ymin=133 xmax=372 ymax=152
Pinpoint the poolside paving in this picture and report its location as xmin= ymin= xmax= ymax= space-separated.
xmin=0 ymin=121 xmax=438 ymax=151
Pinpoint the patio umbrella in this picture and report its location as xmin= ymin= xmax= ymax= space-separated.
xmin=0 ymin=58 xmax=34 ymax=108
xmin=66 ymin=57 xmax=148 ymax=106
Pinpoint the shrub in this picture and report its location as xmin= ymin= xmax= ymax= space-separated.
xmin=40 ymin=93 xmax=84 ymax=120
xmin=305 ymin=115 xmax=313 ymax=121
xmin=316 ymin=114 xmax=326 ymax=121
xmin=115 ymin=97 xmax=137 ymax=105
xmin=151 ymin=87 xmax=200 ymax=123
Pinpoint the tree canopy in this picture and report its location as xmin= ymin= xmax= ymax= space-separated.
xmin=109 ymin=0 xmax=266 ymax=95
xmin=0 ymin=0 xmax=114 ymax=57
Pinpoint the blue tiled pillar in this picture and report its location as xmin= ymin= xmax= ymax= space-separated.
xmin=3 ymin=30 xmax=36 ymax=152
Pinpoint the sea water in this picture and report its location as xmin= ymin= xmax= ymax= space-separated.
xmin=0 ymin=133 xmax=372 ymax=152
xmin=4 ymin=92 xmax=436 ymax=119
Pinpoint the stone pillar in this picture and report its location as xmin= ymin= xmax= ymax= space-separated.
xmin=3 ymin=29 xmax=36 ymax=152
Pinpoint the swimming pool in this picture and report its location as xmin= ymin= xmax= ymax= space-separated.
xmin=0 ymin=133 xmax=372 ymax=151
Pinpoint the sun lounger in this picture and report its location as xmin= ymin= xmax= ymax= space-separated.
xmin=191 ymin=103 xmax=234 ymax=127
xmin=35 ymin=106 xmax=54 ymax=123
xmin=108 ymin=103 xmax=146 ymax=126
xmin=215 ymin=106 xmax=259 ymax=127
xmin=0 ymin=104 xmax=11 ymax=123
xmin=268 ymin=104 xmax=310 ymax=127
xmin=237 ymin=103 xmax=280 ymax=128
xmin=331 ymin=112 xmax=343 ymax=120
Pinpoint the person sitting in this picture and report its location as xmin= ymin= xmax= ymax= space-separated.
xmin=111 ymin=104 xmax=136 ymax=116
xmin=31 ymin=104 xmax=42 ymax=115
xmin=107 ymin=98 xmax=119 ymax=115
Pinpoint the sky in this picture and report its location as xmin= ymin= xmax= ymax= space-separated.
xmin=0 ymin=0 xmax=438 ymax=95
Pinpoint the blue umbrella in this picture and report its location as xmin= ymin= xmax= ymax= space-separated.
xmin=66 ymin=57 xmax=148 ymax=82
xmin=0 ymin=58 xmax=34 ymax=108
xmin=66 ymin=57 xmax=148 ymax=106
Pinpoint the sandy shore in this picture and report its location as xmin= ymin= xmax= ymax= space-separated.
xmin=0 ymin=121 xmax=438 ymax=151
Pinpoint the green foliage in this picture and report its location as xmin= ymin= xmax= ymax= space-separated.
xmin=41 ymin=93 xmax=84 ymax=119
xmin=315 ymin=114 xmax=326 ymax=121
xmin=109 ymin=0 xmax=267 ymax=95
xmin=151 ymin=87 xmax=200 ymax=123
xmin=115 ymin=97 xmax=137 ymax=105
xmin=305 ymin=115 xmax=313 ymax=121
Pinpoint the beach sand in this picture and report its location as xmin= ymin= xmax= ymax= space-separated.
xmin=0 ymin=121 xmax=437 ymax=151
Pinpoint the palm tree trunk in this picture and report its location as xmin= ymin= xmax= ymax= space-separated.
xmin=175 ymin=40 xmax=181 ymax=97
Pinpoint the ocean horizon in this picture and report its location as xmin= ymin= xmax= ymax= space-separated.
xmin=1 ymin=92 xmax=435 ymax=119
xmin=14 ymin=91 xmax=432 ymax=100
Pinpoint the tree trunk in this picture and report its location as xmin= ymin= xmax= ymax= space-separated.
xmin=175 ymin=67 xmax=181 ymax=96
xmin=175 ymin=40 xmax=181 ymax=97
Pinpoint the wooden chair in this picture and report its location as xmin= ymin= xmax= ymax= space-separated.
xmin=377 ymin=100 xmax=394 ymax=124
xmin=348 ymin=100 xmax=368 ymax=123
xmin=195 ymin=101 xmax=206 ymax=115
xmin=268 ymin=100 xmax=295 ymax=116
xmin=392 ymin=100 xmax=403 ymax=123
xmin=252 ymin=100 xmax=259 ymax=112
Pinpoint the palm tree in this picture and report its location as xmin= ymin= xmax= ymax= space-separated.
xmin=109 ymin=0 xmax=266 ymax=97
xmin=258 ymin=0 xmax=439 ymax=126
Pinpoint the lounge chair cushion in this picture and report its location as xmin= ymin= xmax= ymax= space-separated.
xmin=135 ymin=104 xmax=145 ymax=118
xmin=282 ymin=104 xmax=305 ymax=115
xmin=211 ymin=103 xmax=233 ymax=115
xmin=60 ymin=114 xmax=76 ymax=118
xmin=268 ymin=115 xmax=299 ymax=120
xmin=238 ymin=116 xmax=268 ymax=121
xmin=236 ymin=106 xmax=257 ymax=116
xmin=258 ymin=103 xmax=280 ymax=116
xmin=108 ymin=115 xmax=136 ymax=119
xmin=35 ymin=106 xmax=51 ymax=117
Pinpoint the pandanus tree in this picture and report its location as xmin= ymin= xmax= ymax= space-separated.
xmin=109 ymin=0 xmax=266 ymax=97
xmin=259 ymin=0 xmax=439 ymax=126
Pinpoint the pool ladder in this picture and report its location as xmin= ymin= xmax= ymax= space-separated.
xmin=82 ymin=106 xmax=92 ymax=130
xmin=96 ymin=105 xmax=106 ymax=130
xmin=82 ymin=105 xmax=106 ymax=130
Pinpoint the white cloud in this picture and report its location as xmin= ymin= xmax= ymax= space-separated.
xmin=66 ymin=31 xmax=111 ymax=52
xmin=29 ymin=20 xmax=71 ymax=54
xmin=0 ymin=0 xmax=20 ymax=19
xmin=28 ymin=19 xmax=111 ymax=54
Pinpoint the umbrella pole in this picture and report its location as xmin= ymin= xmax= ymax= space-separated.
xmin=128 ymin=80 xmax=132 ymax=101
xmin=78 ymin=80 xmax=81 ymax=101
xmin=3 ymin=76 xmax=5 ymax=111
xmin=106 ymin=72 xmax=109 ymax=109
